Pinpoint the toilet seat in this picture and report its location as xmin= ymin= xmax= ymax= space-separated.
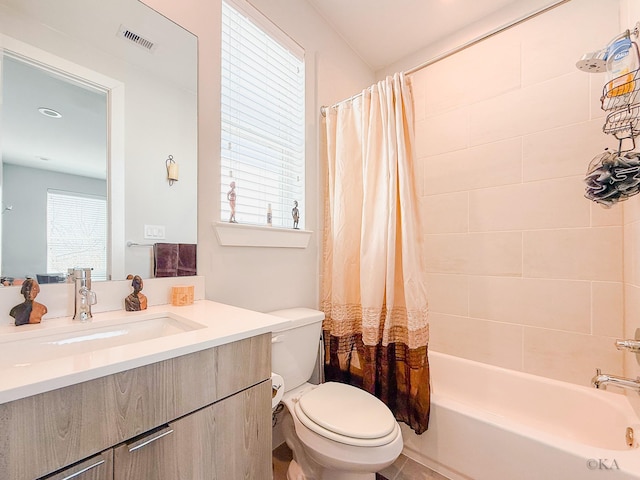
xmin=294 ymin=382 xmax=399 ymax=447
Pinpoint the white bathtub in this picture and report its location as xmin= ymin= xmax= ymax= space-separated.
xmin=401 ymin=351 xmax=640 ymax=480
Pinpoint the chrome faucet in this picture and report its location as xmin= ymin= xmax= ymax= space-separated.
xmin=70 ymin=268 xmax=97 ymax=321
xmin=616 ymin=339 xmax=640 ymax=353
xmin=592 ymin=369 xmax=640 ymax=393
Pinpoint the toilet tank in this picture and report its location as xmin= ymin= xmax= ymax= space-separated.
xmin=269 ymin=308 xmax=324 ymax=393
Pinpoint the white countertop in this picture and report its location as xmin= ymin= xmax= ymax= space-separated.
xmin=0 ymin=300 xmax=289 ymax=404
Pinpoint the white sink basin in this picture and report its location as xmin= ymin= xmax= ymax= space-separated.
xmin=0 ymin=314 xmax=205 ymax=369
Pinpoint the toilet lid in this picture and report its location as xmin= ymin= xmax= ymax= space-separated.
xmin=297 ymin=382 xmax=396 ymax=440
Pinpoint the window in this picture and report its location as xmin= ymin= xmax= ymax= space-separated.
xmin=221 ymin=0 xmax=305 ymax=229
xmin=47 ymin=190 xmax=107 ymax=280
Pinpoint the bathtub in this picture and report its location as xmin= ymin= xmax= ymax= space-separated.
xmin=400 ymin=351 xmax=640 ymax=480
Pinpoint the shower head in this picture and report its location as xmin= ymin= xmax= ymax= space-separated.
xmin=575 ymin=49 xmax=607 ymax=73
xmin=577 ymin=24 xmax=640 ymax=73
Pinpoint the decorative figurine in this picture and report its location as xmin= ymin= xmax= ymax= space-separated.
xmin=227 ymin=181 xmax=237 ymax=223
xmin=125 ymin=274 xmax=148 ymax=311
xmin=10 ymin=278 xmax=47 ymax=326
xmin=292 ymin=200 xmax=300 ymax=229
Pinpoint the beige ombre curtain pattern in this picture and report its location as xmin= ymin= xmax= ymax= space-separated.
xmin=321 ymin=73 xmax=430 ymax=434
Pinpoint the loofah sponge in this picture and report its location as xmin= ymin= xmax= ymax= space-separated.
xmin=584 ymin=150 xmax=640 ymax=207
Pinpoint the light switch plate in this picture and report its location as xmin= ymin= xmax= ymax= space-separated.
xmin=144 ymin=224 xmax=166 ymax=240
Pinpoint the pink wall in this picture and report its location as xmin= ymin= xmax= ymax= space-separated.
xmin=410 ymin=0 xmax=628 ymax=386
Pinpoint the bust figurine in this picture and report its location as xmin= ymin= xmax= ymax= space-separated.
xmin=10 ymin=278 xmax=47 ymax=326
xmin=125 ymin=274 xmax=148 ymax=311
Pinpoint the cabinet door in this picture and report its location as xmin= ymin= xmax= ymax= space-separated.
xmin=113 ymin=425 xmax=178 ymax=480
xmin=174 ymin=381 xmax=271 ymax=480
xmin=39 ymin=450 xmax=113 ymax=480
xmin=173 ymin=379 xmax=272 ymax=479
xmin=113 ymin=380 xmax=271 ymax=480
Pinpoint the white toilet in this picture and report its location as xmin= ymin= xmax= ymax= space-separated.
xmin=270 ymin=308 xmax=403 ymax=480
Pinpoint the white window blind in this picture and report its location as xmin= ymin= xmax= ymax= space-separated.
xmin=221 ymin=0 xmax=305 ymax=229
xmin=47 ymin=190 xmax=107 ymax=280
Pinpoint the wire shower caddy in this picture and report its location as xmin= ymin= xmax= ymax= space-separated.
xmin=600 ymin=41 xmax=640 ymax=153
xmin=584 ymin=27 xmax=640 ymax=208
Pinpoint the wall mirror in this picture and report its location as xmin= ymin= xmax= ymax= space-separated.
xmin=0 ymin=0 xmax=198 ymax=282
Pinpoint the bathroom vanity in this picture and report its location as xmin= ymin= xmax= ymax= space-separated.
xmin=0 ymin=301 xmax=286 ymax=479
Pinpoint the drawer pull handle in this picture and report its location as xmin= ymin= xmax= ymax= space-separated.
xmin=128 ymin=426 xmax=174 ymax=452
xmin=60 ymin=459 xmax=105 ymax=480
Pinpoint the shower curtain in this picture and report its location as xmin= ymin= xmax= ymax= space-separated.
xmin=321 ymin=73 xmax=430 ymax=434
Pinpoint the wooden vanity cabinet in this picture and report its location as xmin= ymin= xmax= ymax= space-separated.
xmin=3 ymin=334 xmax=272 ymax=480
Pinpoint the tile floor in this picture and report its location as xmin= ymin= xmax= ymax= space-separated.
xmin=272 ymin=443 xmax=450 ymax=480
xmin=378 ymin=454 xmax=452 ymax=480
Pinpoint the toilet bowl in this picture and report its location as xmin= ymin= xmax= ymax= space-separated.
xmin=282 ymin=383 xmax=403 ymax=480
xmin=269 ymin=308 xmax=403 ymax=480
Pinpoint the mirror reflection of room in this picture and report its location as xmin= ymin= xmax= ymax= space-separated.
xmin=1 ymin=55 xmax=108 ymax=283
xmin=0 ymin=0 xmax=198 ymax=283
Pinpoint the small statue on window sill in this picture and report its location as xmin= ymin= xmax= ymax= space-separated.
xmin=10 ymin=278 xmax=47 ymax=326
xmin=125 ymin=274 xmax=148 ymax=311
xmin=227 ymin=181 xmax=237 ymax=223
xmin=292 ymin=200 xmax=300 ymax=229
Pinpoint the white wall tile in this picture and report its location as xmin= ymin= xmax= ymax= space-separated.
xmin=411 ymin=0 xmax=626 ymax=386
xmin=623 ymin=284 xmax=640 ymax=381
xmin=624 ymin=220 xmax=640 ymax=286
xmin=468 ymin=73 xmax=589 ymax=147
xmin=429 ymin=312 xmax=523 ymax=370
xmin=468 ymin=88 xmax=524 ymax=146
xmin=524 ymin=327 xmax=623 ymax=386
xmin=519 ymin=73 xmax=591 ymax=136
xmin=468 ymin=276 xmax=591 ymax=333
xmin=424 ymin=232 xmax=522 ymax=276
xmin=592 ymin=281 xmax=624 ymax=338
xmin=624 ymin=196 xmax=640 ymax=225
xmin=522 ymin=120 xmax=615 ymax=182
xmin=523 ymin=227 xmax=622 ymax=281
xmin=621 ymin=0 xmax=640 ymax=23
xmin=423 ymin=137 xmax=522 ymax=195
xmin=422 ymin=33 xmax=521 ymax=116
xmin=591 ymin=201 xmax=623 ymax=227
xmin=426 ymin=273 xmax=469 ymax=316
xmin=415 ymin=108 xmax=469 ymax=158
xmin=468 ymin=177 xmax=590 ymax=232
xmin=589 ymin=73 xmax=609 ymax=121
xmin=520 ymin=0 xmax=619 ymax=87
xmin=421 ymin=192 xmax=468 ymax=234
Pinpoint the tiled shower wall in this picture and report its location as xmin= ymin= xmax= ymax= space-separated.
xmin=410 ymin=0 xmax=630 ymax=386
xmin=623 ymin=0 xmax=640 ymax=398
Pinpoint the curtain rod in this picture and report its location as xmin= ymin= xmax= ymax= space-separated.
xmin=320 ymin=0 xmax=572 ymax=117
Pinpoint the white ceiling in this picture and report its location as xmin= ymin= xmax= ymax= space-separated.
xmin=306 ymin=0 xmax=564 ymax=71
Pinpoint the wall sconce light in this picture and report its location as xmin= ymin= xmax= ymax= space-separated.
xmin=166 ymin=155 xmax=178 ymax=186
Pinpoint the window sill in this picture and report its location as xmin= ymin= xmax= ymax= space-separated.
xmin=213 ymin=222 xmax=312 ymax=248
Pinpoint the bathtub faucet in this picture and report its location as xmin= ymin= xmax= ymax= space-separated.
xmin=616 ymin=339 xmax=640 ymax=353
xmin=592 ymin=369 xmax=640 ymax=393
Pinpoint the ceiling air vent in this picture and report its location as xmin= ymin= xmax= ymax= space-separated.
xmin=117 ymin=25 xmax=157 ymax=52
